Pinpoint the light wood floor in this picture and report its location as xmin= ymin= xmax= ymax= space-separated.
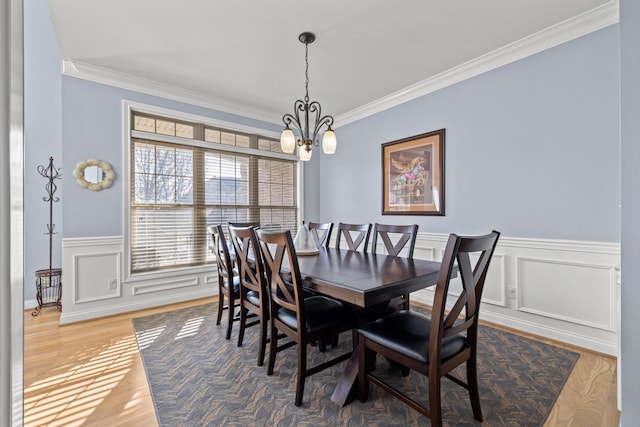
xmin=24 ymin=298 xmax=620 ymax=427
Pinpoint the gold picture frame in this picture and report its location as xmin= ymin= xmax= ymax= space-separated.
xmin=382 ymin=129 xmax=445 ymax=216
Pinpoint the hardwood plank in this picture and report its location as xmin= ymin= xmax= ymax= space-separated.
xmin=23 ymin=298 xmax=620 ymax=426
xmin=545 ymin=352 xmax=619 ymax=427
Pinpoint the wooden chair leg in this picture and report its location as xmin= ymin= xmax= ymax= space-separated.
xmin=385 ymin=356 xmax=408 ymax=375
xmin=257 ymin=316 xmax=267 ymax=366
xmin=216 ymin=290 xmax=224 ymax=325
xmin=428 ymin=376 xmax=443 ymax=427
xmin=467 ymin=355 xmax=483 ymax=421
xmin=331 ymin=333 xmax=339 ymax=348
xmin=225 ymin=297 xmax=234 ymax=340
xmin=351 ymin=329 xmax=357 ymax=350
xmin=267 ymin=323 xmax=278 ymax=375
xmin=295 ymin=342 xmax=307 ymax=406
xmin=400 ymin=365 xmax=410 ymax=376
xmin=237 ymin=306 xmax=247 ymax=347
xmin=403 ymin=293 xmax=410 ymax=310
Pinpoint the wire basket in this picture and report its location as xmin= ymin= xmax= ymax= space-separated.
xmin=32 ymin=268 xmax=62 ymax=316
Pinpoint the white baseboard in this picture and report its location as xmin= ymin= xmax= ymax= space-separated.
xmin=480 ymin=310 xmax=617 ymax=355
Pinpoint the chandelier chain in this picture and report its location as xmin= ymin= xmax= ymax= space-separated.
xmin=304 ymin=40 xmax=310 ymax=103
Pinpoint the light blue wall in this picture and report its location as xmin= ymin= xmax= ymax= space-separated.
xmin=318 ymin=26 xmax=620 ymax=242
xmin=60 ymin=77 xmax=281 ymax=238
xmin=24 ymin=0 xmax=62 ymax=301
xmin=620 ymin=0 xmax=639 ymax=423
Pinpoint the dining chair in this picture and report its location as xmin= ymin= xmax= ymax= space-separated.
xmin=357 ymin=230 xmax=500 ymax=427
xmin=293 ymin=221 xmax=336 ymax=353
xmin=330 ymin=222 xmax=372 ymax=348
xmin=208 ymin=224 xmax=240 ymax=340
xmin=228 ymin=225 xmax=269 ymax=366
xmin=256 ymin=229 xmax=359 ymax=406
xmin=335 ymin=222 xmax=372 ymax=252
xmin=307 ymin=221 xmax=334 ymax=248
xmin=371 ymin=223 xmax=419 ymax=311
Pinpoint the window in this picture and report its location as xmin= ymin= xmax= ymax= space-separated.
xmin=128 ymin=111 xmax=299 ymax=273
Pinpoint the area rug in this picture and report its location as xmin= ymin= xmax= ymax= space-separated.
xmin=133 ymin=303 xmax=579 ymax=427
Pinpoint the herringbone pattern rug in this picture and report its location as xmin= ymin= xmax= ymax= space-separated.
xmin=133 ymin=303 xmax=578 ymax=426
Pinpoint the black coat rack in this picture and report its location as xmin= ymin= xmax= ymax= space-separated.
xmin=33 ymin=157 xmax=62 ymax=316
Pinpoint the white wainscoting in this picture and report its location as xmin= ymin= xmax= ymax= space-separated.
xmin=410 ymin=233 xmax=620 ymax=355
xmin=60 ymin=233 xmax=620 ymax=355
xmin=60 ymin=236 xmax=215 ymax=324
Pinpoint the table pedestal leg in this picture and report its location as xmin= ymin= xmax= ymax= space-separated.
xmin=331 ymin=349 xmax=359 ymax=406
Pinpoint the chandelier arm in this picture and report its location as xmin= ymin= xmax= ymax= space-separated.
xmin=313 ymin=115 xmax=335 ymax=142
xmin=308 ymin=101 xmax=335 ymax=143
xmin=282 ymin=99 xmax=310 ymax=145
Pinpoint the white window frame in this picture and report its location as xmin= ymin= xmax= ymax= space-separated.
xmin=122 ymin=100 xmax=303 ymax=283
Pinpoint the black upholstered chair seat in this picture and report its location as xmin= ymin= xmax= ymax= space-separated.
xmin=357 ymin=310 xmax=466 ymax=364
xmin=222 ymin=275 xmax=241 ymax=296
xmin=245 ymin=289 xmax=261 ymax=306
xmin=276 ymin=295 xmax=354 ymax=333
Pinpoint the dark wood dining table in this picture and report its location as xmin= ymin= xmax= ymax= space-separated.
xmin=289 ymin=247 xmax=444 ymax=406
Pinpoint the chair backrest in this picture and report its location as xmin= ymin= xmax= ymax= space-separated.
xmin=307 ymin=221 xmax=334 ymax=248
xmin=256 ymin=229 xmax=306 ymax=325
xmin=335 ymin=222 xmax=372 ymax=252
xmin=371 ymin=223 xmax=418 ymax=258
xmin=207 ymin=224 xmax=234 ymax=281
xmin=228 ymin=225 xmax=267 ymax=300
xmin=228 ymin=221 xmax=260 ymax=229
xmin=430 ymin=230 xmax=500 ymax=364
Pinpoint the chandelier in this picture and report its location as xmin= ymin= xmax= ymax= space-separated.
xmin=280 ymin=32 xmax=337 ymax=161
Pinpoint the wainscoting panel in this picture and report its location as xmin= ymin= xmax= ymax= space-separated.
xmin=479 ymin=253 xmax=507 ymax=307
xmin=73 ymin=251 xmax=121 ymax=303
xmin=517 ymin=256 xmax=616 ymax=331
xmin=131 ymin=276 xmax=200 ymax=295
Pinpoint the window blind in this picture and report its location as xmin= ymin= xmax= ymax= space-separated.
xmin=129 ymin=113 xmax=299 ymax=273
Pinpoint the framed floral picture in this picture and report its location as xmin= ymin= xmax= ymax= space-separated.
xmin=382 ymin=129 xmax=445 ymax=216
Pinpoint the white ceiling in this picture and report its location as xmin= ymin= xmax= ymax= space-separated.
xmin=47 ymin=0 xmax=617 ymax=126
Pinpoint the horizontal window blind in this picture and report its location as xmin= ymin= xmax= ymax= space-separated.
xmin=129 ymin=113 xmax=299 ymax=273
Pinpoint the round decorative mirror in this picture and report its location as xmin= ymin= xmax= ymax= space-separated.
xmin=73 ymin=159 xmax=115 ymax=191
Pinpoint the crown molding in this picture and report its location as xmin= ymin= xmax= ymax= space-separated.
xmin=336 ymin=1 xmax=619 ymax=126
xmin=61 ymin=1 xmax=619 ymax=129
xmin=62 ymin=60 xmax=283 ymax=125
